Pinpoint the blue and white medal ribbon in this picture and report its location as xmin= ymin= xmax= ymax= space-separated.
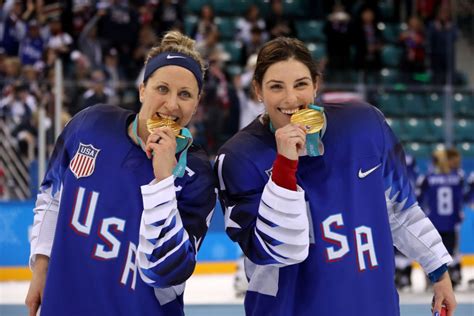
xmin=132 ymin=115 xmax=192 ymax=178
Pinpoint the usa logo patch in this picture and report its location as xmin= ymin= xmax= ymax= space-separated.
xmin=69 ymin=143 xmax=100 ymax=179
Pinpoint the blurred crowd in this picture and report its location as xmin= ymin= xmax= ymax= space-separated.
xmin=0 ymin=0 xmax=472 ymax=200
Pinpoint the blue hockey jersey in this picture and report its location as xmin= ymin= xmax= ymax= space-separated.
xmin=31 ymin=105 xmax=216 ymax=316
xmin=216 ymin=101 xmax=451 ymax=316
xmin=418 ymin=171 xmax=464 ymax=232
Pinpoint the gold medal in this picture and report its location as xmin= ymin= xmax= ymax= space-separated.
xmin=290 ymin=108 xmax=324 ymax=133
xmin=146 ymin=117 xmax=185 ymax=138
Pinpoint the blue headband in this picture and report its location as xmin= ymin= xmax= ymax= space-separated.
xmin=143 ymin=52 xmax=203 ymax=93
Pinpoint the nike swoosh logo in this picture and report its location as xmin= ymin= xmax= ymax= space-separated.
xmin=358 ymin=164 xmax=381 ymax=178
xmin=167 ymin=54 xmax=186 ymax=59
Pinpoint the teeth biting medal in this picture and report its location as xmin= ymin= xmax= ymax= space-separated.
xmin=146 ymin=117 xmax=185 ymax=138
xmin=290 ymin=108 xmax=325 ymax=133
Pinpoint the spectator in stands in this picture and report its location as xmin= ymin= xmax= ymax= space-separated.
xmin=97 ymin=0 xmax=140 ymax=77
xmin=266 ymin=0 xmax=296 ymax=39
xmin=416 ymin=0 xmax=442 ymax=22
xmin=352 ymin=6 xmax=383 ymax=80
xmin=65 ymin=50 xmax=90 ymax=113
xmin=236 ymin=4 xmax=267 ymax=44
xmin=103 ymin=47 xmax=125 ymax=99
xmin=241 ymin=26 xmax=265 ymax=67
xmin=324 ymin=4 xmax=352 ymax=81
xmin=399 ymin=15 xmax=426 ymax=76
xmin=0 ymin=47 xmax=6 ymax=81
xmin=21 ymin=64 xmax=42 ymax=101
xmin=234 ymin=72 xmax=264 ymax=130
xmin=2 ymin=55 xmax=21 ymax=86
xmin=78 ymin=9 xmax=104 ymax=69
xmin=45 ymin=17 xmax=73 ymax=63
xmin=132 ymin=24 xmax=158 ymax=80
xmin=196 ymin=28 xmax=228 ymax=62
xmin=192 ymin=4 xmax=217 ymax=45
xmin=428 ymin=5 xmax=458 ymax=84
xmin=419 ymin=149 xmax=464 ymax=288
xmin=393 ymin=0 xmax=416 ymax=22
xmin=70 ymin=1 xmax=95 ymax=39
xmin=0 ymin=81 xmax=37 ymax=132
xmin=153 ymin=0 xmax=184 ymax=36
xmin=201 ymin=50 xmax=236 ymax=154
xmin=0 ymin=0 xmax=26 ymax=56
xmin=75 ymin=68 xmax=113 ymax=114
xmin=19 ymin=19 xmax=44 ymax=66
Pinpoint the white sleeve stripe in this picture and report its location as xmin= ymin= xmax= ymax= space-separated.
xmin=140 ymin=210 xmax=184 ymax=251
xmin=262 ymin=181 xmax=306 ymax=214
xmin=249 ymin=179 xmax=309 ymax=265
xmin=141 ymin=175 xmax=175 ymax=210
xmin=142 ymin=199 xmax=175 ymax=225
xmin=256 ymin=218 xmax=308 ymax=246
xmin=217 ymin=153 xmax=226 ymax=190
xmin=138 ymin=230 xmax=190 ymax=270
xmin=140 ymin=206 xmax=178 ymax=240
xmin=387 ymin=197 xmax=452 ymax=273
xmin=269 ymin=243 xmax=309 ymax=262
xmin=29 ymin=187 xmax=61 ymax=269
xmin=259 ymin=202 xmax=307 ymax=229
xmin=138 ymin=207 xmax=179 ymax=254
xmin=254 ymin=229 xmax=306 ymax=265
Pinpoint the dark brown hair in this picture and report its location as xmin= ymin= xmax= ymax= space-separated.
xmin=253 ymin=37 xmax=321 ymax=87
xmin=446 ymin=147 xmax=460 ymax=160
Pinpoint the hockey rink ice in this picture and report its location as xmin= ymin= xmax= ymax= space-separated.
xmin=1 ymin=268 xmax=473 ymax=316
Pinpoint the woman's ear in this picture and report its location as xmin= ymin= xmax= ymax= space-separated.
xmin=252 ymin=80 xmax=263 ymax=102
xmin=313 ymin=77 xmax=320 ymax=98
xmin=139 ymin=83 xmax=145 ymax=103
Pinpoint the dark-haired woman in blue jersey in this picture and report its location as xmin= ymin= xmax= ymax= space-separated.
xmin=215 ymin=36 xmax=456 ymax=316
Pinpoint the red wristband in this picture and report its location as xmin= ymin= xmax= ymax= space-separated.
xmin=272 ymin=154 xmax=298 ymax=191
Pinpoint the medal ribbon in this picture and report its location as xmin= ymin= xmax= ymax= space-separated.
xmin=305 ymin=104 xmax=324 ymax=157
xmin=132 ymin=115 xmax=192 ymax=178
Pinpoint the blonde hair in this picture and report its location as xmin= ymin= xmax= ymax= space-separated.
xmin=432 ymin=149 xmax=450 ymax=174
xmin=145 ymin=31 xmax=206 ymax=81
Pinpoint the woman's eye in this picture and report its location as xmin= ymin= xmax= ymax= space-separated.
xmin=180 ymin=91 xmax=191 ymax=98
xmin=296 ymin=82 xmax=309 ymax=88
xmin=270 ymin=85 xmax=282 ymax=90
xmin=157 ymin=86 xmax=168 ymax=93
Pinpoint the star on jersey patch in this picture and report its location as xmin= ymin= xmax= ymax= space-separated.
xmin=265 ymin=167 xmax=273 ymax=178
xmin=69 ymin=143 xmax=101 ymax=179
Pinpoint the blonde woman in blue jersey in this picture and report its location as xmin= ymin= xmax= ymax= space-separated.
xmin=215 ymin=37 xmax=456 ymax=316
xmin=25 ymin=31 xmax=216 ymax=316
xmin=418 ymin=149 xmax=464 ymax=289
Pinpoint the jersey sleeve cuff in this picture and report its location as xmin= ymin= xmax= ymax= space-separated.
xmin=271 ymin=154 xmax=298 ymax=191
xmin=428 ymin=264 xmax=449 ymax=283
xmin=140 ymin=175 xmax=175 ymax=210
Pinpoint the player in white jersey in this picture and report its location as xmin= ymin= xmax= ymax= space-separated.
xmin=25 ymin=31 xmax=216 ymax=316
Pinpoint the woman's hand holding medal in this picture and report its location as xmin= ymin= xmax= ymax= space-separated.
xmin=275 ymin=124 xmax=307 ymax=161
xmin=146 ymin=118 xmax=181 ymax=181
